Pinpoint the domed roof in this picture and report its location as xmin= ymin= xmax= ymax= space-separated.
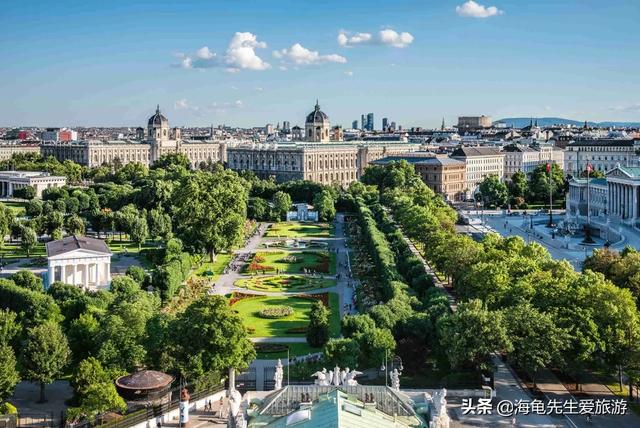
xmin=115 ymin=370 xmax=174 ymax=391
xmin=148 ymin=105 xmax=168 ymax=127
xmin=306 ymin=100 xmax=329 ymax=124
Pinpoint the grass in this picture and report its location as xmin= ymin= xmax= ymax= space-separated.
xmin=231 ymin=293 xmax=340 ymax=337
xmin=193 ymin=253 xmax=233 ymax=281
xmin=3 ymin=200 xmax=27 ymax=216
xmin=107 ymin=239 xmax=158 ymax=254
xmin=235 ymin=275 xmax=335 ymax=292
xmin=254 ymin=342 xmax=322 ymax=359
xmin=0 ymin=242 xmax=46 ymax=260
xmin=265 ymin=222 xmax=333 ymax=238
xmin=246 ymin=250 xmax=335 ymax=275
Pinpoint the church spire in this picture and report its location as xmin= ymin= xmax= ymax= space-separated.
xmin=441 ymin=117 xmax=445 ymax=131
xmin=156 ymin=104 xmax=160 ymax=114
xmin=315 ymin=99 xmax=320 ymax=110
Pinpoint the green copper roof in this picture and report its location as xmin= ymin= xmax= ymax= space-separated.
xmin=250 ymin=388 xmax=424 ymax=428
xmin=618 ymin=166 xmax=640 ymax=179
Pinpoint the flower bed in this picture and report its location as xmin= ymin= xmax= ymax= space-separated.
xmin=254 ymin=343 xmax=289 ymax=354
xmin=229 ymin=292 xmax=262 ymax=306
xmin=295 ymin=292 xmax=329 ymax=307
xmin=258 ymin=305 xmax=294 ymax=318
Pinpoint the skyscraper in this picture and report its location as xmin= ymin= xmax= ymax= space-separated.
xmin=382 ymin=117 xmax=389 ymax=131
xmin=366 ymin=113 xmax=374 ymax=131
xmin=283 ymin=121 xmax=291 ymax=132
xmin=352 ymin=120 xmax=358 ymax=129
xmin=361 ymin=114 xmax=366 ymax=131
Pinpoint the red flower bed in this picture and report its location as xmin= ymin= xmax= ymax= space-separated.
xmin=229 ymin=292 xmax=262 ymax=306
xmin=311 ymin=254 xmax=330 ymax=273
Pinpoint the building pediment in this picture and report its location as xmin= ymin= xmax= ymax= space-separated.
xmin=48 ymin=248 xmax=111 ymax=261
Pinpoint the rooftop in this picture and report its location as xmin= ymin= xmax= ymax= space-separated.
xmin=451 ymin=147 xmax=503 ymax=157
xmin=46 ymin=235 xmax=111 ymax=257
xmin=567 ymin=139 xmax=638 ymax=147
xmin=372 ymin=155 xmax=464 ymax=166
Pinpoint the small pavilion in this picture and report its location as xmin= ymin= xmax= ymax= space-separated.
xmin=45 ymin=235 xmax=112 ymax=290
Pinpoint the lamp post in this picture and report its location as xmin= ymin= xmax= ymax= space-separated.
xmin=381 ymin=350 xmax=403 ymax=387
xmin=547 ymin=163 xmax=554 ymax=228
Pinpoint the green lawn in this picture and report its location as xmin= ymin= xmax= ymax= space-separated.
xmin=193 ymin=253 xmax=233 ymax=281
xmin=265 ymin=222 xmax=333 ymax=238
xmin=246 ymin=250 xmax=335 ymax=274
xmin=235 ymin=275 xmax=335 ymax=292
xmin=0 ymin=242 xmax=46 ymax=260
xmin=107 ymin=239 xmax=158 ymax=254
xmin=231 ymin=293 xmax=340 ymax=337
xmin=254 ymin=342 xmax=323 ymax=359
xmin=2 ymin=200 xmax=27 ymax=216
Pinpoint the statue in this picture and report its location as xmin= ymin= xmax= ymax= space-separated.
xmin=344 ymin=370 xmax=363 ymax=386
xmin=229 ymin=388 xmax=242 ymax=417
xmin=390 ymin=368 xmax=400 ymax=391
xmin=332 ymin=365 xmax=341 ymax=386
xmin=340 ymin=368 xmax=349 ymax=385
xmin=274 ymin=359 xmax=284 ymax=390
xmin=311 ymin=368 xmax=329 ymax=386
xmin=427 ymin=389 xmax=450 ymax=428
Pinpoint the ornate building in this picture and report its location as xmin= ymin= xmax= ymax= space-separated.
xmin=41 ymin=106 xmax=225 ymax=168
xmin=227 ymin=101 xmax=419 ymax=186
xmin=305 ymin=101 xmax=331 ymax=142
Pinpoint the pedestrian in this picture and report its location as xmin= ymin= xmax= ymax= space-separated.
xmin=511 ymin=416 xmax=516 ymax=426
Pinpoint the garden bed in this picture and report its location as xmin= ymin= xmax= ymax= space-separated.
xmin=234 ymin=275 xmax=335 ymax=292
xmin=245 ymin=250 xmax=335 ymax=274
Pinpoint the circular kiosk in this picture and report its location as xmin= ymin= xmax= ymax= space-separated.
xmin=115 ymin=370 xmax=174 ymax=405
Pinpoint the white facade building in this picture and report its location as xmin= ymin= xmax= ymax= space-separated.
xmin=564 ymin=139 xmax=639 ymax=176
xmin=46 ymin=235 xmax=112 ymax=290
xmin=451 ymin=147 xmax=505 ymax=197
xmin=502 ymin=144 xmax=565 ymax=180
xmin=0 ymin=171 xmax=67 ymax=198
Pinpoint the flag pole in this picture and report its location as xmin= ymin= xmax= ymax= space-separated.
xmin=587 ymin=164 xmax=591 ymax=225
xmin=547 ymin=163 xmax=554 ymax=227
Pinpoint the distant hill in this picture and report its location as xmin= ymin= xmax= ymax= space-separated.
xmin=495 ymin=117 xmax=640 ymax=128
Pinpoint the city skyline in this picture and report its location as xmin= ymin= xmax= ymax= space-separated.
xmin=1 ymin=0 xmax=640 ymax=128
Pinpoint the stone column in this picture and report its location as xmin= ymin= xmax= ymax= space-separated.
xmin=105 ymin=261 xmax=111 ymax=284
xmin=72 ymin=263 xmax=77 ymax=286
xmin=48 ymin=265 xmax=54 ymax=287
xmin=634 ymin=186 xmax=638 ymax=220
xmin=84 ymin=264 xmax=89 ymax=289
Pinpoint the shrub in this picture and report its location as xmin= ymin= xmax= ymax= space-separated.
xmin=0 ymin=402 xmax=17 ymax=415
xmin=258 ymin=305 xmax=294 ymax=319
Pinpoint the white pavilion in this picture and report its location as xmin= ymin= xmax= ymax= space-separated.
xmin=45 ymin=235 xmax=112 ymax=290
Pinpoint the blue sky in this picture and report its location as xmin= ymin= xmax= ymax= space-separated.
xmin=1 ymin=0 xmax=639 ymax=129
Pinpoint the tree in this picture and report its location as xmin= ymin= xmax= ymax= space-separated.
xmin=129 ymin=216 xmax=148 ymax=250
xmin=173 ymin=169 xmax=248 ymax=261
xmin=152 ymin=153 xmax=191 ymax=170
xmin=168 ymin=296 xmax=255 ymax=379
xmin=529 ymin=163 xmax=565 ymax=204
xmin=67 ymin=357 xmax=126 ymax=422
xmin=437 ymin=300 xmax=511 ymax=370
xmin=271 ymin=191 xmax=292 ymax=221
xmin=20 ymin=225 xmax=38 ymax=256
xmin=0 ymin=344 xmax=20 ymax=402
xmin=357 ymin=327 xmax=396 ymax=369
xmin=323 ymin=338 xmax=359 ymax=369
xmin=306 ymin=300 xmax=330 ymax=347
xmin=0 ymin=309 xmax=20 ymax=344
xmin=65 ymin=214 xmax=85 ymax=236
xmin=25 ymin=199 xmax=43 ymax=217
xmin=478 ymin=175 xmax=509 ymax=207
xmin=313 ymin=190 xmax=336 ymax=221
xmin=247 ymin=197 xmax=269 ymax=221
xmin=125 ymin=266 xmax=147 ymax=286
xmin=10 ymin=270 xmax=42 ymax=292
xmin=509 ymin=170 xmax=528 ymax=199
xmin=13 ymin=185 xmax=36 ymax=200
xmin=21 ymin=321 xmax=71 ymax=402
xmin=147 ymin=208 xmax=171 ymax=240
xmin=503 ymin=304 xmax=569 ymax=389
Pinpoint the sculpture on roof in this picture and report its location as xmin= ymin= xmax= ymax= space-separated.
xmin=390 ymin=368 xmax=400 ymax=391
xmin=332 ymin=365 xmax=341 ymax=386
xmin=344 ymin=369 xmax=363 ymax=386
xmin=311 ymin=368 xmax=330 ymax=386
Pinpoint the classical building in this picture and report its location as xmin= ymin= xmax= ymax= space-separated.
xmin=305 ymin=101 xmax=331 ymax=142
xmin=41 ymin=106 xmax=226 ymax=168
xmin=564 ymin=139 xmax=639 ymax=177
xmin=0 ymin=143 xmax=41 ymax=161
xmin=0 ymin=171 xmax=67 ymax=198
xmin=451 ymin=147 xmax=505 ymax=197
xmin=456 ymin=116 xmax=492 ymax=130
xmin=372 ymin=155 xmax=467 ymax=201
xmin=567 ymin=165 xmax=640 ymax=225
xmin=45 ymin=235 xmax=112 ymax=290
xmin=227 ymin=102 xmax=419 ymax=186
xmin=502 ymin=144 xmax=565 ymax=180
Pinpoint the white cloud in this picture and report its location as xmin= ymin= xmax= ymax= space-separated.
xmin=230 ymin=85 xmax=238 ymax=90
xmin=225 ymin=32 xmax=270 ymax=71
xmin=273 ymin=43 xmax=346 ymax=66
xmin=378 ymin=29 xmax=414 ymax=48
xmin=344 ymin=71 xmax=354 ymax=77
xmin=254 ymin=87 xmax=264 ymax=92
xmin=456 ymin=1 xmax=504 ymax=18
xmin=173 ymin=32 xmax=269 ymax=72
xmin=337 ymin=29 xmax=414 ymax=48
xmin=173 ymin=99 xmax=243 ymax=115
xmin=610 ymin=102 xmax=640 ymax=113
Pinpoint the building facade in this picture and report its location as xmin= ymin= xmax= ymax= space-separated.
xmin=457 ymin=116 xmax=492 ymax=130
xmin=564 ymin=139 xmax=639 ymax=176
xmin=0 ymin=143 xmax=41 ymax=161
xmin=305 ymin=101 xmax=331 ymax=142
xmin=46 ymin=235 xmax=112 ymax=290
xmin=567 ymin=165 xmax=640 ymax=225
xmin=0 ymin=171 xmax=67 ymax=198
xmin=40 ymin=106 xmax=225 ymax=168
xmin=372 ymin=155 xmax=467 ymax=201
xmin=502 ymin=144 xmax=565 ymax=180
xmin=451 ymin=147 xmax=505 ymax=197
